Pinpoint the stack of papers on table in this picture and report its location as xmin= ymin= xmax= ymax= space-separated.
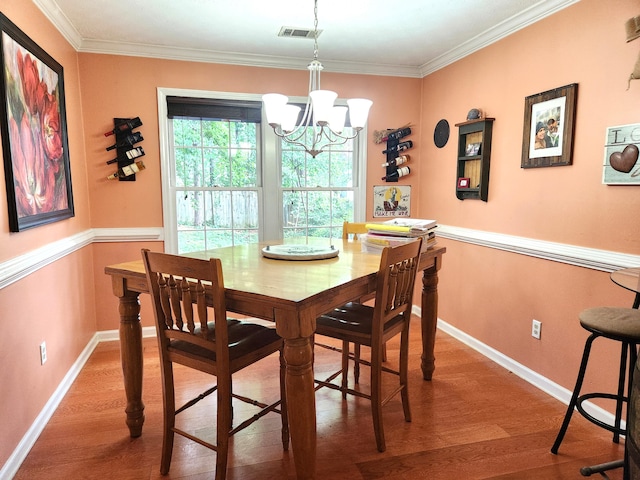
xmin=362 ymin=219 xmax=438 ymax=253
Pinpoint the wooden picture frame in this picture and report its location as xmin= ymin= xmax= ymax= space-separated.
xmin=521 ymin=83 xmax=578 ymax=168
xmin=457 ymin=177 xmax=470 ymax=188
xmin=0 ymin=13 xmax=74 ymax=231
xmin=602 ymin=123 xmax=640 ymax=184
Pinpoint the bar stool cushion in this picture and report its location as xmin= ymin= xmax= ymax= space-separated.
xmin=580 ymin=307 xmax=640 ymax=341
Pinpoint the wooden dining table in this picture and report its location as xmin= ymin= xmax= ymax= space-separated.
xmin=104 ymin=239 xmax=445 ymax=479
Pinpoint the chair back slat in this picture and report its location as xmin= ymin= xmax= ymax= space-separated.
xmin=376 ymin=239 xmax=422 ymax=327
xmin=168 ymin=274 xmax=184 ymax=330
xmin=196 ymin=280 xmax=209 ymax=336
xmin=142 ymin=249 xmax=227 ymax=355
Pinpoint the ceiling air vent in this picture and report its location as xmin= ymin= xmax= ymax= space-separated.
xmin=278 ymin=26 xmax=322 ymax=39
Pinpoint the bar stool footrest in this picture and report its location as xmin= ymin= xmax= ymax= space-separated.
xmin=576 ymin=392 xmax=627 ymax=437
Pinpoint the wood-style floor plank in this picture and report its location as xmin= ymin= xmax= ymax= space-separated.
xmin=14 ymin=318 xmax=626 ymax=479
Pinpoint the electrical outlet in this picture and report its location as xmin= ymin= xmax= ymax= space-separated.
xmin=40 ymin=341 xmax=47 ymax=365
xmin=532 ymin=320 xmax=542 ymax=340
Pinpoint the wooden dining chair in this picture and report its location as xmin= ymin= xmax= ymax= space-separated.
xmin=316 ymin=221 xmax=378 ymax=381
xmin=343 ymin=220 xmax=387 ymax=372
xmin=314 ymin=239 xmax=423 ymax=452
xmin=141 ymin=249 xmax=288 ymax=480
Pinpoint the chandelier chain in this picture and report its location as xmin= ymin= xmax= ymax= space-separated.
xmin=262 ymin=0 xmax=371 ymax=157
xmin=313 ymin=0 xmax=319 ymax=61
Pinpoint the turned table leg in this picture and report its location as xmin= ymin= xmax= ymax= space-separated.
xmin=112 ymin=277 xmax=145 ymax=437
xmin=283 ymin=336 xmax=316 ymax=479
xmin=420 ymin=265 xmax=439 ymax=381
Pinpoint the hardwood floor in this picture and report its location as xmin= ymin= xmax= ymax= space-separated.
xmin=14 ymin=318 xmax=626 ymax=479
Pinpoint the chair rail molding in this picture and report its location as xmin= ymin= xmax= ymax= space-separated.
xmin=1 ymin=224 xmax=637 ymax=292
xmin=437 ymin=224 xmax=640 ymax=272
xmin=0 ymin=227 xmax=163 ymax=290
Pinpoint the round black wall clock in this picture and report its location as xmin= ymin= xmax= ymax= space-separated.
xmin=434 ymin=119 xmax=450 ymax=148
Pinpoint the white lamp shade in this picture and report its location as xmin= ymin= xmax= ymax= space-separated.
xmin=281 ymin=104 xmax=302 ymax=132
xmin=328 ymin=106 xmax=347 ymax=133
xmin=262 ymin=93 xmax=289 ymax=125
xmin=347 ymin=98 xmax=373 ymax=129
xmin=310 ymin=90 xmax=337 ymax=124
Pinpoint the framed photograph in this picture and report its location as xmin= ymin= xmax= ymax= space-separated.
xmin=0 ymin=13 xmax=74 ymax=231
xmin=457 ymin=177 xmax=470 ymax=188
xmin=465 ymin=143 xmax=481 ymax=156
xmin=373 ymin=185 xmax=411 ymax=217
xmin=521 ymin=83 xmax=578 ymax=168
xmin=602 ymin=123 xmax=640 ymax=185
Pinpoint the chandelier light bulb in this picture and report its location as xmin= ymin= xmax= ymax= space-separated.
xmin=328 ymin=106 xmax=347 ymax=133
xmin=281 ymin=104 xmax=302 ymax=133
xmin=347 ymin=98 xmax=373 ymax=130
xmin=262 ymin=93 xmax=288 ymax=126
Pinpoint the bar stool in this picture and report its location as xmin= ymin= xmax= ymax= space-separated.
xmin=551 ymin=307 xmax=640 ymax=461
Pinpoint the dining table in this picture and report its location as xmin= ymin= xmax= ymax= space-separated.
xmin=104 ymin=238 xmax=446 ymax=479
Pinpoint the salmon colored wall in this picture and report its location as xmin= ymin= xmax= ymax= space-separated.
xmin=79 ymin=55 xmax=421 ymax=228
xmin=81 ymin=56 xmax=422 ymax=331
xmin=2 ymin=0 xmax=640 ymax=472
xmin=0 ymin=0 xmax=96 ymax=469
xmin=418 ymin=0 xmax=640 ymax=395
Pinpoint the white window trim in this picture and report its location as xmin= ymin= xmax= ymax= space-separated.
xmin=157 ymin=87 xmax=368 ymax=253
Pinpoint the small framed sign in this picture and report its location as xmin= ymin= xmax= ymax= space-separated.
xmin=373 ymin=185 xmax=411 ymax=217
xmin=602 ymin=123 xmax=640 ymax=184
xmin=457 ymin=177 xmax=470 ymax=188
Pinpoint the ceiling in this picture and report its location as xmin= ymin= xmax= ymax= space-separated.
xmin=34 ymin=0 xmax=578 ymax=78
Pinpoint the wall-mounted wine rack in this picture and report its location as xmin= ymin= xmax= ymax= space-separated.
xmin=104 ymin=117 xmax=144 ymax=181
xmin=382 ymin=127 xmax=413 ymax=182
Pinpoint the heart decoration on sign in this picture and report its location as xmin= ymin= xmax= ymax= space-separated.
xmin=610 ymin=144 xmax=639 ymax=173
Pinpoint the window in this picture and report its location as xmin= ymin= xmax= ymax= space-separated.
xmin=158 ymin=89 xmax=367 ymax=254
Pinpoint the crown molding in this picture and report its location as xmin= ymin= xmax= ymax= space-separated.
xmin=33 ymin=0 xmax=579 ymax=79
xmin=419 ymin=0 xmax=580 ymax=76
xmin=32 ymin=0 xmax=83 ymax=49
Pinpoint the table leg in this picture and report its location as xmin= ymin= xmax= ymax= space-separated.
xmin=283 ymin=336 xmax=316 ymax=479
xmin=420 ymin=265 xmax=440 ymax=380
xmin=117 ymin=289 xmax=145 ymax=437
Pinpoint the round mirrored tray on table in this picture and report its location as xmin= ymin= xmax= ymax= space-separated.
xmin=261 ymin=244 xmax=339 ymax=261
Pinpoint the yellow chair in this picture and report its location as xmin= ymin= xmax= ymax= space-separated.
xmin=342 ymin=221 xmax=368 ymax=240
xmin=142 ymin=249 xmax=288 ymax=480
xmin=314 ymin=240 xmax=422 ymax=451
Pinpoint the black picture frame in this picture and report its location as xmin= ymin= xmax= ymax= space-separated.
xmin=0 ymin=13 xmax=74 ymax=231
xmin=521 ymin=83 xmax=578 ymax=168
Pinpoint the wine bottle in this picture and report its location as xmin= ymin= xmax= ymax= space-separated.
xmin=381 ymin=166 xmax=410 ymax=181
xmin=381 ymin=154 xmax=410 ymax=168
xmin=105 ymin=132 xmax=143 ymax=151
xmin=106 ymin=146 xmax=145 ymax=165
xmin=382 ymin=140 xmax=413 ymax=154
xmin=107 ymin=160 xmax=146 ymax=180
xmin=387 ymin=127 xmax=411 ymax=141
xmin=104 ymin=117 xmax=143 ymax=137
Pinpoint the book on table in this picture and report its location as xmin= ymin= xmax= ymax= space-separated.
xmin=362 ymin=219 xmax=438 ymax=252
xmin=365 ymin=218 xmax=437 ymax=237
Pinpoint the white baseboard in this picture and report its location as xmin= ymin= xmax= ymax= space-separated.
xmin=426 ymin=312 xmax=621 ymax=431
xmin=2 ymin=309 xmax=621 ymax=480
xmin=0 ymin=327 xmax=157 ymax=480
xmin=0 ymin=334 xmax=100 ymax=480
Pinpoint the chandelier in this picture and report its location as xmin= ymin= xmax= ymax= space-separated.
xmin=262 ymin=0 xmax=372 ymax=158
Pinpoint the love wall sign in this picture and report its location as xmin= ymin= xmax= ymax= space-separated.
xmin=603 ymin=123 xmax=640 ymax=185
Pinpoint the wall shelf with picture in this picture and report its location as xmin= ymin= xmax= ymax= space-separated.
xmin=455 ymin=118 xmax=494 ymax=201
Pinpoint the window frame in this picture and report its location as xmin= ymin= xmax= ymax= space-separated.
xmin=157 ymin=87 xmax=367 ymax=253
